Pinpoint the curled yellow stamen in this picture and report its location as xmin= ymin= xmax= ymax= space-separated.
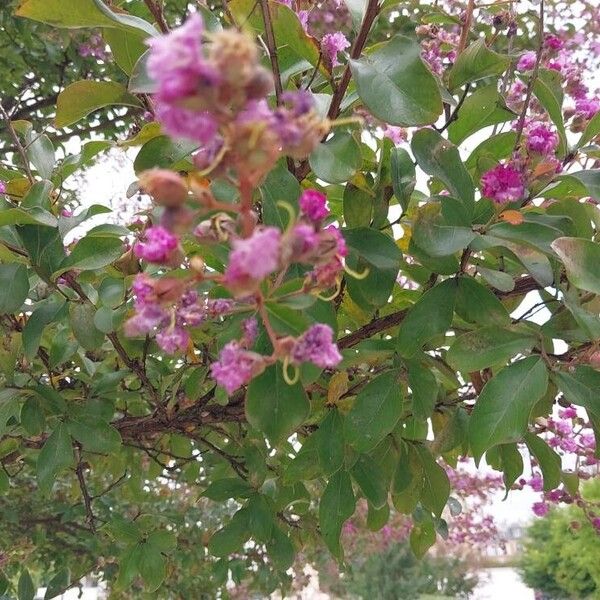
xmin=316 ymin=279 xmax=342 ymax=302
xmin=196 ymin=141 xmax=229 ymax=177
xmin=344 ymin=263 xmax=370 ymax=280
xmin=282 ymin=357 xmax=300 ymax=385
xmin=276 ymin=200 xmax=297 ymax=230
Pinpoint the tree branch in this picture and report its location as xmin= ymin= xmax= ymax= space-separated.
xmin=0 ymin=101 xmax=34 ymax=183
xmin=144 ymin=0 xmax=170 ymax=33
xmin=513 ymin=0 xmax=545 ymax=150
xmin=259 ymin=0 xmax=283 ymax=105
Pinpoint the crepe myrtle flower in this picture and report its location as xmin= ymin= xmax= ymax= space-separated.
xmin=321 ymin=32 xmax=350 ymax=68
xmin=290 ymin=323 xmax=342 ymax=369
xmin=526 ymin=123 xmax=559 ymax=155
xmin=299 ymin=189 xmax=330 ymax=222
xmin=0 ymin=181 xmax=6 ymax=195
xmin=134 ymin=226 xmax=179 ymax=263
xmin=517 ymin=51 xmax=536 ymax=71
xmin=210 ymin=341 xmax=266 ymax=394
xmin=223 ymin=227 xmax=281 ymax=295
xmin=480 ymin=163 xmax=526 ymax=204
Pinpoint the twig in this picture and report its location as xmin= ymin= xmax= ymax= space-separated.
xmin=457 ymin=0 xmax=476 ymax=55
xmin=438 ymin=83 xmax=471 ymax=133
xmin=259 ymin=0 xmax=283 ymax=105
xmin=75 ymin=448 xmax=96 ymax=533
xmin=143 ymin=0 xmax=169 ymax=33
xmin=327 ymin=0 xmax=380 ymax=121
xmin=0 ymin=102 xmax=34 ymax=183
xmin=513 ymin=0 xmax=545 ymax=151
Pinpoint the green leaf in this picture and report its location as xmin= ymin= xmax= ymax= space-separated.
xmin=578 ymin=110 xmax=600 ymax=148
xmin=465 ymin=131 xmax=517 ymax=177
xmin=44 ymin=569 xmax=70 ymax=600
xmin=268 ymin=527 xmax=295 ymax=571
xmin=309 ymin=132 xmax=362 ymax=184
xmin=246 ymin=364 xmax=310 ymax=444
xmin=551 ymin=237 xmax=600 ymax=294
xmin=0 ymin=207 xmax=55 ymax=227
xmin=103 ymin=28 xmax=147 ymax=75
xmin=27 ymin=133 xmax=55 ymax=180
xmin=15 ymin=0 xmax=157 ymax=36
xmin=345 ymin=371 xmax=403 ymax=453
xmin=447 ymin=326 xmax=536 ymax=372
xmin=530 ymin=69 xmax=567 ymax=156
xmin=37 ymin=423 xmax=74 ymax=493
xmin=260 ymin=162 xmax=300 ymax=229
xmin=390 ymin=147 xmax=416 ymax=213
xmin=319 ymin=470 xmax=356 ymax=559
xmin=366 ymin=502 xmax=390 ymax=531
xmin=17 ymin=225 xmax=66 ymax=280
xmin=448 ymin=39 xmax=510 ymax=90
xmin=59 ymin=234 xmax=124 ymax=274
xmin=349 ymin=35 xmax=442 ymax=126
xmin=17 ymin=569 xmax=35 ymax=600
xmin=0 ymin=264 xmax=29 ymax=314
xmin=553 ymin=367 xmax=600 ymax=418
xmin=317 ymin=409 xmax=345 ymax=475
xmin=68 ymin=416 xmax=121 ymax=453
xmin=70 ymin=303 xmax=105 ymax=350
xmin=202 ymin=478 xmax=254 ymax=501
xmin=55 ymin=81 xmax=142 ymax=128
xmin=21 ymin=396 xmax=45 ymax=436
xmin=407 ymin=361 xmax=438 ymax=420
xmin=495 ymin=443 xmax=524 ymax=493
xmin=469 ymin=357 xmax=549 ymax=462
xmin=22 ymin=297 xmax=67 ymax=358
xmin=415 ymin=445 xmax=450 ymax=517
xmin=343 ymin=227 xmax=401 ymax=310
xmin=128 ymin=50 xmax=155 ymax=94
xmin=343 ymin=184 xmax=373 ymax=228
xmin=350 ymin=454 xmax=388 ymax=509
xmin=525 ymin=432 xmax=561 ymax=492
xmin=397 ymin=278 xmax=458 ymax=357
xmin=230 ymin=0 xmax=325 ymax=73
xmin=410 ymin=520 xmax=436 ymax=558
xmin=208 ymin=507 xmax=252 ymax=557
xmin=411 ymin=128 xmax=474 ymax=214
xmin=455 ymin=276 xmax=510 ymax=327
xmin=134 ymin=135 xmax=198 ymax=173
xmin=448 ymin=85 xmax=515 ymax=145
xmin=139 ymin=544 xmax=166 ymax=592
xmin=412 ymin=203 xmax=476 ymax=257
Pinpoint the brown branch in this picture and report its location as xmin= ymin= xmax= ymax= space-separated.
xmin=0 ymin=101 xmax=34 ymax=183
xmin=457 ymin=0 xmax=476 ymax=55
xmin=327 ymin=0 xmax=380 ymax=121
xmin=259 ymin=0 xmax=283 ymax=105
xmin=75 ymin=448 xmax=97 ymax=533
xmin=144 ymin=0 xmax=169 ymax=33
xmin=513 ymin=0 xmax=545 ymax=151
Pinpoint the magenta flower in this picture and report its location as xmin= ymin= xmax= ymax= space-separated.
xmin=291 ymin=324 xmax=342 ymax=369
xmin=544 ymin=34 xmax=563 ymax=51
xmin=383 ymin=125 xmax=407 ymax=145
xmin=291 ymin=224 xmax=320 ymax=257
xmin=224 ymin=227 xmax=281 ymax=293
xmin=124 ymin=304 xmax=168 ymax=337
xmin=528 ymin=474 xmax=544 ymax=492
xmin=156 ymin=327 xmax=190 ymax=353
xmin=147 ymin=13 xmax=206 ymax=98
xmin=480 ymin=163 xmax=525 ymax=204
xmin=532 ymin=502 xmax=549 ymax=517
xmin=517 ymin=51 xmax=537 ymax=71
xmin=134 ymin=226 xmax=179 ymax=263
xmin=299 ymin=189 xmax=330 ymax=222
xmin=242 ymin=317 xmax=258 ymax=346
xmin=0 ymin=181 xmax=6 ymax=195
xmin=526 ymin=123 xmax=559 ymax=155
xmin=325 ymin=225 xmax=348 ymax=257
xmin=156 ymin=104 xmax=218 ymax=144
xmin=575 ymin=97 xmax=600 ymax=120
xmin=210 ymin=341 xmax=264 ymax=394
xmin=558 ymin=406 xmax=577 ymax=419
xmin=321 ymin=32 xmax=350 ymax=68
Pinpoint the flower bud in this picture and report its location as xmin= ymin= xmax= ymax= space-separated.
xmin=138 ymin=169 xmax=188 ymax=208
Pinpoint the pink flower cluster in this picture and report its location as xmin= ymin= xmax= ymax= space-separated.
xmin=78 ymin=33 xmax=107 ymax=60
xmin=321 ymin=32 xmax=350 ymax=68
xmin=525 ymin=123 xmax=559 ymax=155
xmin=145 ymin=14 xmax=329 ymax=181
xmin=480 ymin=163 xmax=526 ymax=204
